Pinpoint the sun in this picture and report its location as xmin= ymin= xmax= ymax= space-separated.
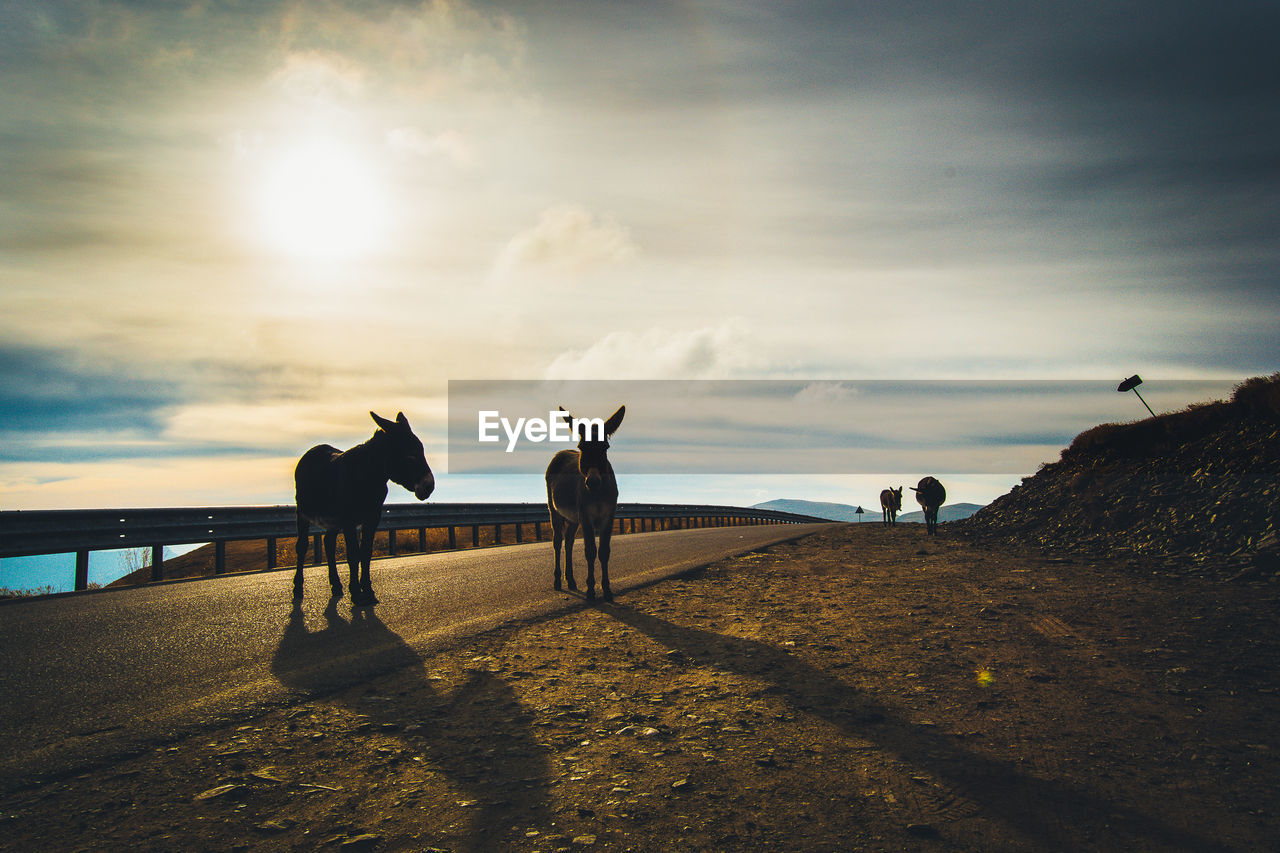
xmin=256 ymin=139 xmax=388 ymax=263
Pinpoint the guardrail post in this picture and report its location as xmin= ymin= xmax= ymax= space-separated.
xmin=388 ymin=528 xmax=397 ymax=556
xmin=75 ymin=550 xmax=89 ymax=591
xmin=516 ymin=523 xmax=523 ymax=544
xmin=471 ymin=525 xmax=480 ymax=547
xmin=418 ymin=527 xmax=427 ymax=551
xmin=448 ymin=526 xmax=457 ymax=549
xmin=215 ymin=540 xmax=226 ymax=574
xmin=151 ymin=544 xmax=164 ymax=582
xmin=493 ymin=524 xmax=502 ymax=544
xmin=267 ymin=537 xmax=277 ymax=570
xmin=536 ymin=521 xmax=543 ymax=541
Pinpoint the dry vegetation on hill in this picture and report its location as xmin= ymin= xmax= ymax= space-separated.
xmin=960 ymin=374 xmax=1280 ymax=580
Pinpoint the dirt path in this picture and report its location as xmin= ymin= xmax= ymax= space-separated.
xmin=3 ymin=524 xmax=1277 ymax=852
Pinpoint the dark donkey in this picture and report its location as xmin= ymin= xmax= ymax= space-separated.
xmin=294 ymin=411 xmax=435 ymax=605
xmin=910 ymin=476 xmax=946 ymax=535
xmin=546 ymin=405 xmax=625 ymax=602
xmin=879 ymin=486 xmax=903 ymax=527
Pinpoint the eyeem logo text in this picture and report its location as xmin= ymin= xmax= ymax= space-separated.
xmin=477 ymin=410 xmax=606 ymax=452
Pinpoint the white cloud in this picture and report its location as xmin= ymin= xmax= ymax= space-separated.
xmin=386 ymin=126 xmax=477 ymax=169
xmin=492 ymin=204 xmax=638 ymax=277
xmin=543 ymin=321 xmax=759 ymax=379
xmin=162 ymin=398 xmax=447 ymax=451
xmin=270 ymin=50 xmax=367 ymax=104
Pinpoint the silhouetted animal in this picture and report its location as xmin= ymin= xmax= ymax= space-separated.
xmin=546 ymin=405 xmax=625 ymax=602
xmin=294 ymin=411 xmax=435 ymax=605
xmin=910 ymin=476 xmax=946 ymax=535
xmin=880 ymin=487 xmax=903 ymax=526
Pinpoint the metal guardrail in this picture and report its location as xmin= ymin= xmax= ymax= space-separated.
xmin=0 ymin=503 xmax=832 ymax=591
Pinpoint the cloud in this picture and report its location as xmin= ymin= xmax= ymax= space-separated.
xmin=386 ymin=126 xmax=477 ymax=169
xmin=0 ymin=455 xmax=299 ymax=510
xmin=161 ymin=397 xmax=446 ymax=454
xmin=0 ymin=342 xmax=175 ymax=439
xmin=794 ymin=382 xmax=859 ymax=407
xmin=543 ymin=321 xmax=760 ymax=380
xmin=270 ymin=50 xmax=367 ymax=106
xmin=275 ymin=0 xmax=527 ymax=100
xmin=493 ymin=204 xmax=639 ymax=277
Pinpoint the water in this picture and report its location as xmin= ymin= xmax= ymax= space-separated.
xmin=0 ymin=544 xmax=205 ymax=595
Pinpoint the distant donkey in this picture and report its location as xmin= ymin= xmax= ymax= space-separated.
xmin=546 ymin=405 xmax=625 ymax=602
xmin=294 ymin=412 xmax=435 ymax=606
xmin=880 ymin=487 xmax=903 ymax=526
xmin=910 ymin=476 xmax=946 ymax=535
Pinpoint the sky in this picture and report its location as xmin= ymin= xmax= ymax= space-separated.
xmin=2 ymin=0 xmax=1278 ymax=542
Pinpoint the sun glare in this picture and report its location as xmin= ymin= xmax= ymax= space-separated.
xmin=256 ymin=139 xmax=387 ymax=263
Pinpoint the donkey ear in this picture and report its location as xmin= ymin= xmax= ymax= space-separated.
xmin=371 ymin=411 xmax=396 ymax=432
xmin=396 ymin=412 xmax=409 ymax=427
xmin=604 ymin=405 xmax=626 ymax=436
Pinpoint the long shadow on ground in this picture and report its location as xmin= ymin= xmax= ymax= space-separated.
xmin=271 ymin=601 xmax=550 ymax=852
xmin=603 ymin=601 xmax=1231 ymax=853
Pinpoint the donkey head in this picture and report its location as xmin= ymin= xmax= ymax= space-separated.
xmin=371 ymin=411 xmax=435 ymax=500
xmin=559 ymin=405 xmax=625 ymax=493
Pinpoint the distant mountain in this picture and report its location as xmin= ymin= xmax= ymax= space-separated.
xmin=754 ymin=498 xmax=984 ymax=524
xmin=898 ymin=502 xmax=985 ymax=524
xmin=753 ymin=499 xmax=864 ymax=521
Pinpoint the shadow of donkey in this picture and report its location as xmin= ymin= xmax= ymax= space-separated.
xmin=271 ymin=603 xmax=550 ymax=851
xmin=602 ymin=602 xmax=1232 ymax=853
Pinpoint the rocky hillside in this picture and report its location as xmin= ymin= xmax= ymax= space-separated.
xmin=959 ymin=374 xmax=1280 ymax=580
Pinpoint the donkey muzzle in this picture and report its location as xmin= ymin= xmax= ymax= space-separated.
xmin=414 ymin=471 xmax=436 ymax=501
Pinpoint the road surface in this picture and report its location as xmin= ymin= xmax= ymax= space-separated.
xmin=0 ymin=523 xmax=828 ymax=791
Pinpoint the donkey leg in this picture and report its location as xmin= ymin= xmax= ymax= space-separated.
xmin=551 ymin=515 xmax=564 ymax=590
xmin=293 ymin=514 xmax=309 ymax=601
xmin=581 ymin=521 xmax=598 ymax=601
xmin=598 ymin=523 xmax=613 ymax=602
xmin=356 ymin=520 xmax=379 ymax=606
xmin=342 ymin=524 xmax=364 ymax=604
xmin=563 ymin=521 xmax=579 ymax=591
xmin=323 ymin=530 xmax=342 ymax=599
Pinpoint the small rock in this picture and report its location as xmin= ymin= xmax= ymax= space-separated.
xmin=254 ymin=819 xmax=295 ymax=834
xmin=572 ymin=834 xmax=598 ymax=846
xmin=671 ymin=778 xmax=690 ymax=790
xmin=340 ymin=834 xmax=383 ymax=851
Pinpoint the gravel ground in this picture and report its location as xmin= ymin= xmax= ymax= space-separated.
xmin=3 ymin=523 xmax=1277 ymax=852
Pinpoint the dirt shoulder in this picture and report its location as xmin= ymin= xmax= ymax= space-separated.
xmin=3 ymin=524 xmax=1278 ymax=852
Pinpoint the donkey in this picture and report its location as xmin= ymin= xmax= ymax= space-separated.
xmin=910 ymin=476 xmax=946 ymax=535
xmin=294 ymin=411 xmax=435 ymax=606
xmin=546 ymin=405 xmax=625 ymax=602
xmin=880 ymin=487 xmax=903 ymax=526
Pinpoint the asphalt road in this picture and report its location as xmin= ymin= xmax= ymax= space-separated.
xmin=0 ymin=522 xmax=828 ymax=792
